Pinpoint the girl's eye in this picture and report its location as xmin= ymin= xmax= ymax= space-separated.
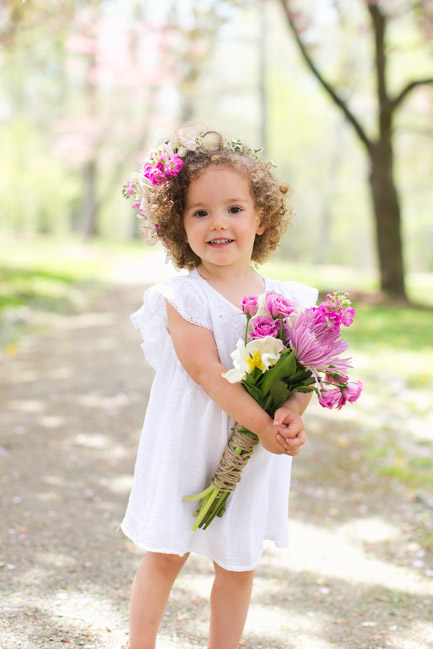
xmin=228 ymin=206 xmax=243 ymax=214
xmin=193 ymin=209 xmax=208 ymax=217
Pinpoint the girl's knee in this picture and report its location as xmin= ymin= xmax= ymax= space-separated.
xmin=146 ymin=551 xmax=189 ymax=572
xmin=213 ymin=561 xmax=255 ymax=584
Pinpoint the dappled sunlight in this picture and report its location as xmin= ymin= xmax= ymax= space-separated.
xmin=105 ymin=474 xmax=133 ymax=495
xmin=39 ymin=414 xmax=66 ymax=428
xmin=8 ymin=399 xmax=45 ymax=413
xmin=35 ymin=551 xmax=76 ymax=569
xmin=338 ymin=516 xmax=401 ymax=544
xmin=76 ymin=392 xmax=130 ymax=410
xmin=277 ymin=521 xmax=432 ymax=596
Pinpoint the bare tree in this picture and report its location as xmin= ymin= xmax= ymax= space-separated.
xmin=278 ymin=0 xmax=433 ymax=301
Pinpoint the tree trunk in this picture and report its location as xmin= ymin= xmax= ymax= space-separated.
xmin=368 ymin=138 xmax=406 ymax=300
xmin=82 ymin=158 xmax=99 ymax=238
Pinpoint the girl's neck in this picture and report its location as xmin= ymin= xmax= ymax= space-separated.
xmin=196 ymin=263 xmax=265 ymax=308
xmin=197 ymin=261 xmax=255 ymax=284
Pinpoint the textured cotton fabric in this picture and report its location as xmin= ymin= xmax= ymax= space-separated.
xmin=121 ymin=268 xmax=318 ymax=571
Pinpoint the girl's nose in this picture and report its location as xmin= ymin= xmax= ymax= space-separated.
xmin=210 ymin=213 xmax=228 ymax=230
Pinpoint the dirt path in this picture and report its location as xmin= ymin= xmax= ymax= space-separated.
xmin=1 ymin=282 xmax=432 ymax=649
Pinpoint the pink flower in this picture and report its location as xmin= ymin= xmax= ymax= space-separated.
xmin=337 ymin=381 xmax=362 ymax=409
xmin=164 ymin=154 xmax=183 ymax=176
xmin=341 ymin=307 xmax=356 ymax=327
xmin=124 ymin=180 xmax=136 ymax=196
xmin=240 ymin=295 xmax=258 ymax=316
xmin=249 ymin=316 xmax=279 ymax=339
xmin=318 ymin=389 xmax=341 ymax=409
xmin=314 ymin=306 xmax=342 ymax=331
xmin=325 ymin=373 xmax=349 ymax=385
xmin=264 ymin=292 xmax=297 ymax=317
xmin=143 ymin=164 xmax=167 ymax=186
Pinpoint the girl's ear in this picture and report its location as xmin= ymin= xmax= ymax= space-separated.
xmin=256 ymin=220 xmax=266 ymax=236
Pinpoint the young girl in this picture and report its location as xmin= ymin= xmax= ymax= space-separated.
xmin=120 ymin=128 xmax=318 ymax=649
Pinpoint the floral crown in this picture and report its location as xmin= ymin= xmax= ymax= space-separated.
xmin=122 ymin=127 xmax=269 ymax=246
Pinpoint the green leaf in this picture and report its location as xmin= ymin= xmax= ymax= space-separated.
xmin=242 ymin=380 xmax=265 ymax=407
xmin=270 ymin=380 xmax=290 ymax=410
xmin=258 ymin=348 xmax=297 ymax=395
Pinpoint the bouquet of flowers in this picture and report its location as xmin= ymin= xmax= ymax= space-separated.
xmin=183 ymin=290 xmax=362 ymax=531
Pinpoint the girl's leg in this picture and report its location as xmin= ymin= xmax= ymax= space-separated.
xmin=128 ymin=551 xmax=189 ymax=649
xmin=208 ymin=562 xmax=255 ymax=649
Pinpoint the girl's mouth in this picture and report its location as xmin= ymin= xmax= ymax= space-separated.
xmin=207 ymin=238 xmax=234 ymax=247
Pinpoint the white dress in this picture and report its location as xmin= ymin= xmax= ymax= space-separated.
xmin=121 ymin=268 xmax=318 ymax=571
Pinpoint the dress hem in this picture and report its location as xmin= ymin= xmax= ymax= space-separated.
xmin=119 ymin=521 xmax=288 ymax=573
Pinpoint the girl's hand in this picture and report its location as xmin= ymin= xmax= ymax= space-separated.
xmin=257 ymin=420 xmax=297 ymax=455
xmin=272 ymin=406 xmax=307 ymax=456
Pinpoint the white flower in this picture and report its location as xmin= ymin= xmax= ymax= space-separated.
xmin=177 ymin=145 xmax=187 ymax=157
xmin=155 ymin=128 xmax=169 ymax=145
xmin=176 ymin=127 xmax=200 ymax=151
xmin=222 ymin=336 xmax=284 ymax=383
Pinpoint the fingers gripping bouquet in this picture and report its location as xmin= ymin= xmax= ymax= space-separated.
xmin=183 ymin=290 xmax=362 ymax=530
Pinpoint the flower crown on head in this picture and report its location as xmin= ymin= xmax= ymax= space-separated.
xmin=122 ymin=127 xmax=273 ymax=246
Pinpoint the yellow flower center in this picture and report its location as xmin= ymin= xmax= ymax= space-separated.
xmin=247 ymin=352 xmax=265 ymax=372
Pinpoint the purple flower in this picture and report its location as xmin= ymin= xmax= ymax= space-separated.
xmin=337 ymin=381 xmax=362 ymax=409
xmin=264 ymin=291 xmax=297 ymax=317
xmin=284 ymin=308 xmax=352 ymax=374
xmin=249 ymin=316 xmax=279 ymax=340
xmin=318 ymin=389 xmax=341 ymax=409
xmin=241 ymin=295 xmax=259 ymax=316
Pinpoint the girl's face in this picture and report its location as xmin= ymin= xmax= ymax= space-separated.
xmin=183 ymin=166 xmax=265 ymax=272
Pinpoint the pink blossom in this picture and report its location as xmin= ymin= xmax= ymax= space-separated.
xmin=249 ymin=316 xmax=279 ymax=340
xmin=325 ymin=373 xmax=349 ymax=385
xmin=341 ymin=307 xmax=356 ymax=327
xmin=314 ymin=306 xmax=342 ymax=331
xmin=164 ymin=154 xmax=183 ymax=176
xmin=318 ymin=389 xmax=341 ymax=409
xmin=337 ymin=381 xmax=362 ymax=409
xmin=143 ymin=164 xmax=166 ymax=186
xmin=241 ymin=295 xmax=259 ymax=316
xmin=124 ymin=180 xmax=136 ymax=196
xmin=264 ymin=291 xmax=297 ymax=317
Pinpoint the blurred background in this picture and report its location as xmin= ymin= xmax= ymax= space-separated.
xmin=0 ymin=0 xmax=432 ymax=298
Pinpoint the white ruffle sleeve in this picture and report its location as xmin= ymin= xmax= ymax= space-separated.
xmin=130 ymin=277 xmax=212 ymax=370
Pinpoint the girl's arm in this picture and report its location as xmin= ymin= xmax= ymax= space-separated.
xmin=166 ymin=302 xmax=305 ymax=456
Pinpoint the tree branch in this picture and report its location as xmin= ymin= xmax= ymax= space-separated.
xmin=391 ymin=78 xmax=433 ymax=110
xmin=278 ymin=0 xmax=372 ymax=152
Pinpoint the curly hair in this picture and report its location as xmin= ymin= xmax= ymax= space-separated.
xmin=147 ymin=131 xmax=293 ymax=269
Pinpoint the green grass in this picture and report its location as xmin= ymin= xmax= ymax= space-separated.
xmin=344 ymin=303 xmax=433 ymax=352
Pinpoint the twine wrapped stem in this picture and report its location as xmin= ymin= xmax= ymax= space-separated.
xmin=183 ymin=426 xmax=259 ymax=530
xmin=211 ymin=427 xmax=259 ymax=492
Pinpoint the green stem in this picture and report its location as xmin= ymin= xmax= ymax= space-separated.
xmin=183 ymin=484 xmax=214 ymax=502
xmin=203 ymin=493 xmax=229 ymax=528
xmin=192 ymin=489 xmax=219 ymax=531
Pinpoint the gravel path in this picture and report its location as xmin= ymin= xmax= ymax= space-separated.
xmin=1 ymin=281 xmax=432 ymax=649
